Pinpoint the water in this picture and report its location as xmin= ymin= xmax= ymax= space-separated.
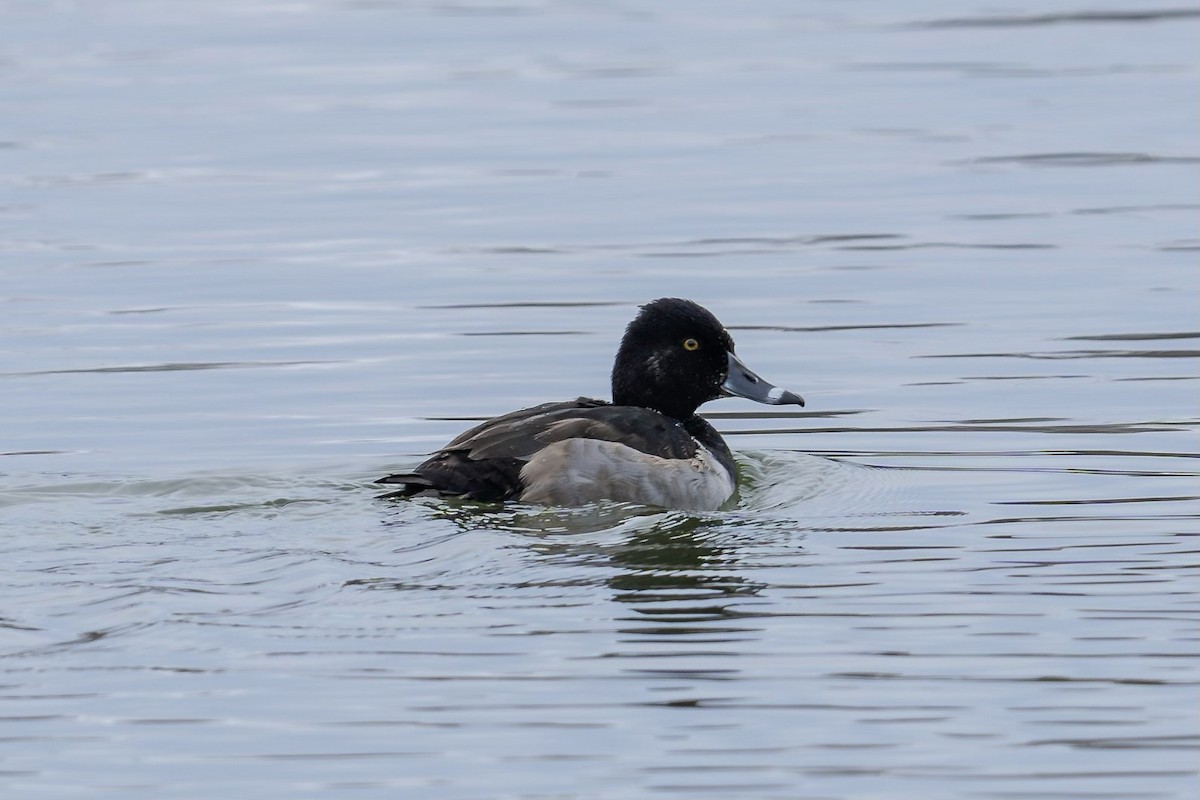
xmin=2 ymin=1 xmax=1197 ymax=798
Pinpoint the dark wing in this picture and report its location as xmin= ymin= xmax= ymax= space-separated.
xmin=374 ymin=453 xmax=526 ymax=501
xmin=376 ymin=398 xmax=701 ymax=502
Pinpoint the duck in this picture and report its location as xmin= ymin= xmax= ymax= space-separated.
xmin=376 ymin=297 xmax=805 ymax=511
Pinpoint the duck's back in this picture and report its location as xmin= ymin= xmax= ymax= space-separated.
xmin=376 ymin=398 xmax=736 ymax=509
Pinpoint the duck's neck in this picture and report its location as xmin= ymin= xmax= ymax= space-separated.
xmin=611 ymin=362 xmax=698 ymax=421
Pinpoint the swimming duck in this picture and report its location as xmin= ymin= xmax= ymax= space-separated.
xmin=377 ymin=298 xmax=804 ymax=511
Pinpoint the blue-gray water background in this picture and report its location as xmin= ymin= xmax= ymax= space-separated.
xmin=2 ymin=2 xmax=1198 ymax=798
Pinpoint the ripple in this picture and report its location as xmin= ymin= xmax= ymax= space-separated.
xmin=964 ymin=152 xmax=1200 ymax=167
xmin=1064 ymin=332 xmax=1200 ymax=342
xmin=922 ymin=348 xmax=1200 ymax=360
xmin=4 ymin=360 xmax=346 ymax=377
xmin=911 ymin=9 xmax=1200 ymax=29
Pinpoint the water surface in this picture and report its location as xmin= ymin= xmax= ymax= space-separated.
xmin=2 ymin=1 xmax=1197 ymax=798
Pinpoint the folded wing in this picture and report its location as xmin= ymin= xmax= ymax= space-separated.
xmin=376 ymin=398 xmax=702 ymax=502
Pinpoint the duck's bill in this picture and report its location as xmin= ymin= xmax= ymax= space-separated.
xmin=721 ymin=351 xmax=805 ymax=406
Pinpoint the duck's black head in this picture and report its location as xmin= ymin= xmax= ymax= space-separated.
xmin=611 ymin=298 xmax=804 ymax=420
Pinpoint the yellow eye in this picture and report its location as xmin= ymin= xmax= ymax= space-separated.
xmin=682 ymin=338 xmax=700 ymax=351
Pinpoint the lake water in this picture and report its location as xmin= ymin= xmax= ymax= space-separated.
xmin=2 ymin=1 xmax=1197 ymax=798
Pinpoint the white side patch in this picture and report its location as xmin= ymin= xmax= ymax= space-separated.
xmin=519 ymin=439 xmax=735 ymax=511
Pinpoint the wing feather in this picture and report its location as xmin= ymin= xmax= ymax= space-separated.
xmin=376 ymin=398 xmax=703 ymax=502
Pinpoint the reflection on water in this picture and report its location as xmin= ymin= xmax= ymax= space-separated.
xmin=606 ymin=515 xmax=761 ymax=607
xmin=2 ymin=0 xmax=1198 ymax=798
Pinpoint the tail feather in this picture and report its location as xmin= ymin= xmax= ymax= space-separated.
xmin=375 ymin=455 xmax=525 ymax=502
xmin=374 ymin=472 xmax=436 ymax=499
